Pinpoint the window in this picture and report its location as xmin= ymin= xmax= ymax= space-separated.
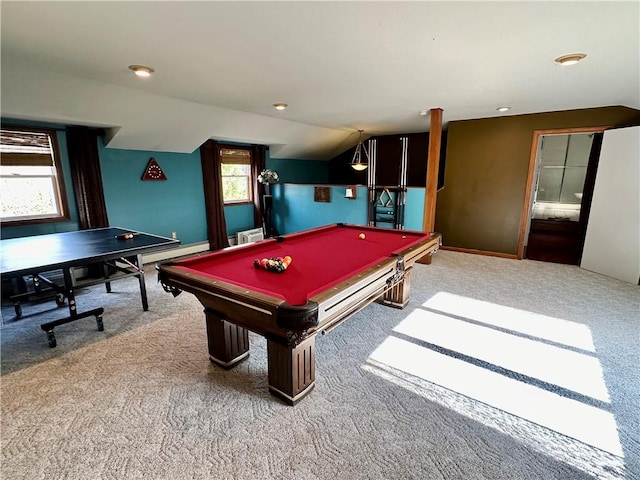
xmin=219 ymin=147 xmax=253 ymax=204
xmin=0 ymin=127 xmax=69 ymax=225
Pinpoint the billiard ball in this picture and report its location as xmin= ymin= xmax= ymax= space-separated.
xmin=359 ymin=233 xmax=366 ymax=239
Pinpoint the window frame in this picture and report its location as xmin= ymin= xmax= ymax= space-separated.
xmin=218 ymin=145 xmax=253 ymax=206
xmin=0 ymin=125 xmax=70 ymax=226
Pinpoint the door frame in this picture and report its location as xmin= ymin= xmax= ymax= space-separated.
xmin=517 ymin=126 xmax=609 ymax=259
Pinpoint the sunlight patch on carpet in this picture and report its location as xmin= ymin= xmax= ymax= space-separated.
xmin=422 ymin=292 xmax=595 ymax=352
xmin=394 ymin=309 xmax=610 ymax=403
xmin=363 ymin=292 xmax=626 ymax=480
xmin=362 ymin=359 xmax=625 ymax=480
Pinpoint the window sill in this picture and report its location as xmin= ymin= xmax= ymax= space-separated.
xmin=1 ymin=214 xmax=71 ymax=227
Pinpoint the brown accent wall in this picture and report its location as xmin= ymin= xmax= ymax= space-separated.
xmin=435 ymin=106 xmax=640 ymax=255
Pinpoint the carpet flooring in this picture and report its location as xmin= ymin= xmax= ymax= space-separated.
xmin=1 ymin=251 xmax=638 ymax=479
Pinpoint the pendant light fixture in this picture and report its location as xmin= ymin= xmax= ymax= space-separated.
xmin=350 ymin=130 xmax=370 ymax=171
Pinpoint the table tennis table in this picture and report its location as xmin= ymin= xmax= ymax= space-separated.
xmin=0 ymin=227 xmax=180 ymax=347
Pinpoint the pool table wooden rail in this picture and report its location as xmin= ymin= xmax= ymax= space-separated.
xmin=157 ymin=255 xmax=398 ymax=343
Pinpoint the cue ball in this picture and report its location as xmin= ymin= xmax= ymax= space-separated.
xmin=359 ymin=233 xmax=366 ymax=239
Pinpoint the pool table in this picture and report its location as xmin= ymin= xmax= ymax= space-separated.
xmin=157 ymin=223 xmax=441 ymax=405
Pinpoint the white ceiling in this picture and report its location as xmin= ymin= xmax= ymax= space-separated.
xmin=1 ymin=1 xmax=638 ymax=160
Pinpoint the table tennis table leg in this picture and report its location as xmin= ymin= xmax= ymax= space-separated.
xmin=102 ymin=262 xmax=112 ymax=293
xmin=136 ymin=254 xmax=149 ymax=311
xmin=39 ymin=267 xmax=104 ymax=348
xmin=109 ymin=254 xmax=148 ymax=310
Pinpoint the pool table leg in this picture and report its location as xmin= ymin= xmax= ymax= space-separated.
xmin=204 ymin=308 xmax=250 ymax=368
xmin=267 ymin=335 xmax=316 ymax=406
xmin=379 ymin=266 xmax=413 ymax=309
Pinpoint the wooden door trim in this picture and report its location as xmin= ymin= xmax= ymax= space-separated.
xmin=517 ymin=126 xmax=610 ymax=259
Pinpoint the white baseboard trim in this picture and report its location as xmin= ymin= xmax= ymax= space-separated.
xmin=142 ymin=241 xmax=210 ymax=264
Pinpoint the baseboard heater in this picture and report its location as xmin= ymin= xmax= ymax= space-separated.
xmin=142 ymin=229 xmax=264 ymax=265
xmin=236 ymin=227 xmax=265 ymax=245
xmin=142 ymin=241 xmax=210 ymax=264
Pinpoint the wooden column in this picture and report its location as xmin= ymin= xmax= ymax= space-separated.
xmin=419 ymin=108 xmax=443 ymax=265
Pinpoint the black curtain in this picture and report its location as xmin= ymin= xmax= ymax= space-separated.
xmin=66 ymin=127 xmax=109 ymax=229
xmin=251 ymin=144 xmax=267 ymax=228
xmin=200 ymin=140 xmax=229 ymax=250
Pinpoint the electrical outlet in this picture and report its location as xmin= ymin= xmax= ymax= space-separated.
xmin=171 ymin=232 xmax=177 ymax=239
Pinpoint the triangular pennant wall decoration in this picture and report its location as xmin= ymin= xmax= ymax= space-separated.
xmin=141 ymin=158 xmax=167 ymax=181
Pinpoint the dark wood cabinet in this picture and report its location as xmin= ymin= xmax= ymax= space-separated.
xmin=406 ymin=133 xmax=429 ymax=187
xmin=366 ymin=132 xmax=430 ymax=187
xmin=375 ymin=135 xmax=404 ymax=186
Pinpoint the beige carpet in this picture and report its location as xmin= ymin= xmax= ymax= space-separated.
xmin=1 ymin=251 xmax=638 ymax=479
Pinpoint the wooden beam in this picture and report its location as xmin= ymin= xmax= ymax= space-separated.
xmin=422 ymin=108 xmax=443 ymax=231
xmin=419 ymin=108 xmax=443 ymax=264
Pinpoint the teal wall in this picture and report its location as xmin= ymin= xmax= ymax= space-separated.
xmin=272 ymin=184 xmax=367 ymax=234
xmin=97 ymin=145 xmax=331 ymax=243
xmin=405 ymin=188 xmax=427 ymax=231
xmin=224 ymin=204 xmax=255 ymax=237
xmin=271 ymin=184 xmax=427 ymax=235
xmin=98 ymin=140 xmax=207 ymax=245
xmin=99 ymin=141 xmax=268 ymax=243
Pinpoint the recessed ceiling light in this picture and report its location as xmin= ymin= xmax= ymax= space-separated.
xmin=496 ymin=106 xmax=511 ymax=112
xmin=273 ymin=103 xmax=288 ymax=110
xmin=419 ymin=110 xmax=428 ymax=116
xmin=128 ymin=65 xmax=155 ymax=77
xmin=554 ymin=53 xmax=586 ymax=66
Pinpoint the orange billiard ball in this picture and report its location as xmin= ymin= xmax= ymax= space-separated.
xmin=359 ymin=233 xmax=366 ymax=239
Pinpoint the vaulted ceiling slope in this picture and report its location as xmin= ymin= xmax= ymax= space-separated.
xmin=1 ymin=2 xmax=638 ymax=160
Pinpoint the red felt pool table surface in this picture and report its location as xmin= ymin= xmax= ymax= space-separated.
xmin=172 ymin=224 xmax=433 ymax=306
